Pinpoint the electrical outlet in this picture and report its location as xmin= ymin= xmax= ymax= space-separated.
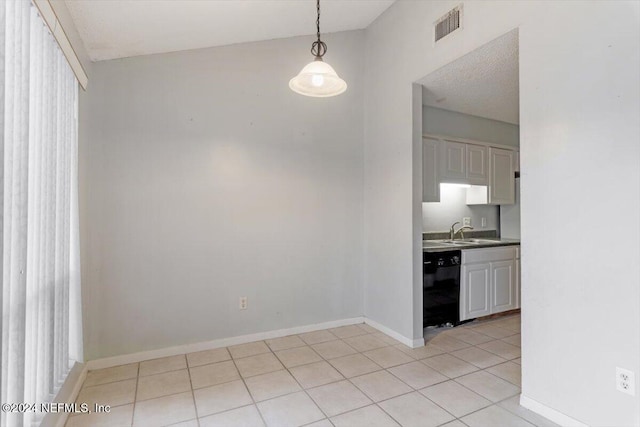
xmin=462 ymin=217 xmax=471 ymax=227
xmin=481 ymin=217 xmax=487 ymax=227
xmin=239 ymin=297 xmax=248 ymax=310
xmin=616 ymin=367 xmax=635 ymax=396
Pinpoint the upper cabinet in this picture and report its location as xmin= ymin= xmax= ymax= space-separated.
xmin=422 ymin=137 xmax=441 ymax=203
xmin=440 ymin=140 xmax=467 ymax=183
xmin=466 ymin=144 xmax=489 ymax=186
xmin=439 ymin=140 xmax=488 ymax=186
xmin=422 ymin=134 xmax=517 ymax=205
xmin=489 ymin=148 xmax=515 ymax=205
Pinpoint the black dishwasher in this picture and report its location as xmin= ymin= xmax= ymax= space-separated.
xmin=423 ymin=250 xmax=461 ymax=328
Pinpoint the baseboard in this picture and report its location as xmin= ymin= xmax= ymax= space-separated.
xmin=40 ymin=362 xmax=88 ymax=427
xmin=520 ymin=394 xmax=589 ymax=427
xmin=87 ymin=317 xmax=365 ymax=370
xmin=364 ymin=318 xmax=424 ymax=348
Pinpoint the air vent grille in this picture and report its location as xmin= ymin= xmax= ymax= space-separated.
xmin=435 ymin=6 xmax=461 ymax=42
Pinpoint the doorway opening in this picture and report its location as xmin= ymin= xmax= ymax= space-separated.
xmin=415 ymin=29 xmax=521 ymax=347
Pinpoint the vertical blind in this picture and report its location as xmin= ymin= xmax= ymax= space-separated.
xmin=1 ymin=0 xmax=81 ymax=425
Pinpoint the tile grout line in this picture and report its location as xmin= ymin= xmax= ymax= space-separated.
xmin=452 ymin=392 xmax=531 ymax=425
xmin=445 ymin=368 xmax=527 ymax=423
xmin=491 ymin=397 xmax=545 ymax=426
xmin=368 ymin=369 xmax=458 ymax=424
xmin=130 ymin=363 xmax=140 ymax=427
xmin=268 ymin=338 xmax=333 ymax=424
xmin=228 ymin=346 xmax=271 ymax=427
xmin=183 ymin=354 xmax=200 ymax=427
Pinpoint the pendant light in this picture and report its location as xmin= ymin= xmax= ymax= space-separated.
xmin=289 ymin=0 xmax=347 ymax=97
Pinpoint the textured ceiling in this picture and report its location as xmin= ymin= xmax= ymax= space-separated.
xmin=419 ymin=30 xmax=519 ymax=125
xmin=64 ymin=0 xmax=394 ymax=61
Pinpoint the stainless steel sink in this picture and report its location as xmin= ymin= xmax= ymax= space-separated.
xmin=426 ymin=238 xmax=500 ymax=246
xmin=465 ymin=238 xmax=500 ymax=244
xmin=438 ymin=240 xmax=480 ymax=246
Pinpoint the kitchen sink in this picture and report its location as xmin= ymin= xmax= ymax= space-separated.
xmin=457 ymin=238 xmax=499 ymax=243
xmin=435 ymin=240 xmax=480 ymax=246
xmin=427 ymin=239 xmax=501 ymax=246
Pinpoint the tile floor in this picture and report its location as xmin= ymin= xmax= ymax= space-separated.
xmin=67 ymin=313 xmax=559 ymax=427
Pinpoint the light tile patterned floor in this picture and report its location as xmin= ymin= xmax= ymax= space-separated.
xmin=67 ymin=313 xmax=559 ymax=427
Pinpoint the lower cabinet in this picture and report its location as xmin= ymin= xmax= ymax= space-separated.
xmin=461 ymin=263 xmax=491 ymax=319
xmin=460 ymin=246 xmax=520 ymax=321
xmin=491 ymin=260 xmax=517 ymax=312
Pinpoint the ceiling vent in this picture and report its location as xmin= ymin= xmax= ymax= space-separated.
xmin=434 ymin=5 xmax=461 ymax=42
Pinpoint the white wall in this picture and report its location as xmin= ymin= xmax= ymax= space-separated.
xmin=79 ymin=31 xmax=365 ymax=360
xmin=363 ymin=1 xmax=639 ymax=426
xmin=423 ymin=106 xmax=519 ymax=148
xmin=422 ymin=186 xmax=499 ymax=233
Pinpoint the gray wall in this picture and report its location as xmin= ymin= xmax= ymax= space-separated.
xmin=363 ymin=1 xmax=639 ymax=426
xmin=79 ymin=30 xmax=365 ymax=360
xmin=422 ymin=186 xmax=499 ymax=232
xmin=423 ymin=106 xmax=519 ymax=148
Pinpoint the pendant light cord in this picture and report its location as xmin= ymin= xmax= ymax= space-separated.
xmin=316 ymin=0 xmax=321 ymax=43
xmin=311 ymin=0 xmax=327 ymax=59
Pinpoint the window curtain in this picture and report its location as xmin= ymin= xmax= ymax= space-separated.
xmin=1 ymin=0 xmax=82 ymax=425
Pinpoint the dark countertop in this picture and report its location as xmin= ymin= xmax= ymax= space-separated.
xmin=423 ymin=238 xmax=520 ymax=253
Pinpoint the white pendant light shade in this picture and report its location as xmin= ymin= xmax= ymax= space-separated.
xmin=289 ymin=0 xmax=347 ymax=98
xmin=289 ymin=59 xmax=347 ymax=98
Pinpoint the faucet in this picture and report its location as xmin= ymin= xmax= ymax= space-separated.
xmin=449 ymin=222 xmax=460 ymax=240
xmin=450 ymin=222 xmax=474 ymax=240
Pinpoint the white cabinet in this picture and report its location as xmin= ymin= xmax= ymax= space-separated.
xmin=489 ymin=148 xmax=515 ymax=205
xmin=460 ymin=246 xmax=520 ymax=321
xmin=466 ymin=144 xmax=489 ymax=185
xmin=461 ymin=263 xmax=491 ymax=319
xmin=439 ymin=140 xmax=489 ymax=186
xmin=422 ymin=137 xmax=441 ymax=202
xmin=422 ymin=135 xmax=517 ymax=205
xmin=440 ymin=140 xmax=467 ymax=183
xmin=491 ymin=260 xmax=517 ymax=312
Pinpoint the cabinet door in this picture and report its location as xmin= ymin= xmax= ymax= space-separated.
xmin=489 ymin=148 xmax=515 ymax=205
xmin=440 ymin=140 xmax=467 ymax=183
xmin=491 ymin=260 xmax=517 ymax=313
xmin=460 ymin=263 xmax=491 ymax=321
xmin=422 ymin=137 xmax=441 ymax=202
xmin=466 ymin=144 xmax=488 ymax=185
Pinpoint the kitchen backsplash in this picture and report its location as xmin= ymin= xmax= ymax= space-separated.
xmin=422 ymin=185 xmax=499 ymax=232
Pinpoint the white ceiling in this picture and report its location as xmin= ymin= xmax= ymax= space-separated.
xmin=419 ymin=30 xmax=519 ymax=125
xmin=64 ymin=0 xmax=394 ymax=62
